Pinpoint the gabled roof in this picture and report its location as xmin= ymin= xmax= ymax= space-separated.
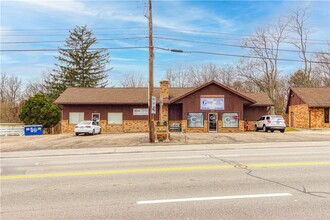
xmin=170 ymin=80 xmax=256 ymax=104
xmin=54 ymin=80 xmax=273 ymax=107
xmin=54 ymin=87 xmax=191 ymax=105
xmin=240 ymin=92 xmax=273 ymax=106
xmin=290 ymin=87 xmax=330 ymax=107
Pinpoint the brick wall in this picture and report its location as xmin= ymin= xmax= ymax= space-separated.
xmin=123 ymin=120 xmax=149 ymax=132
xmin=288 ymin=104 xmax=310 ymax=128
xmin=310 ymin=108 xmax=330 ymax=128
xmin=181 ymin=119 xmax=245 ymax=133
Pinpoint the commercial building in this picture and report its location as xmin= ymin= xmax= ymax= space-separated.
xmin=54 ymin=80 xmax=273 ymax=133
xmin=286 ymin=87 xmax=330 ymax=128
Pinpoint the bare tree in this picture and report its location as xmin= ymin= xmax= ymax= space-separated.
xmin=120 ymin=72 xmax=147 ymax=87
xmin=217 ymin=64 xmax=238 ymax=87
xmin=0 ymin=73 xmax=23 ymax=103
xmin=288 ymin=8 xmax=313 ymax=87
xmin=0 ymin=73 xmax=7 ymax=102
xmin=188 ymin=63 xmax=220 ymax=87
xmin=0 ymin=73 xmax=24 ymax=122
xmin=165 ymin=64 xmax=192 ymax=87
xmin=313 ymin=45 xmax=330 ymax=86
xmin=24 ymin=71 xmax=52 ymax=99
xmin=240 ymin=18 xmax=288 ymax=114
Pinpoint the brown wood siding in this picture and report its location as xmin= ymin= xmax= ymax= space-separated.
xmin=173 ymin=84 xmax=252 ymax=120
xmin=243 ymin=106 xmax=268 ymax=120
xmin=289 ymin=91 xmax=306 ymax=106
xmin=62 ymin=104 xmax=160 ymax=121
xmin=169 ymin=104 xmax=183 ymax=120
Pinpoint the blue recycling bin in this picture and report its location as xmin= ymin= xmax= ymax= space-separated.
xmin=24 ymin=125 xmax=43 ymax=136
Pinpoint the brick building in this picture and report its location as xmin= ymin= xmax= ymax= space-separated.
xmin=54 ymin=80 xmax=273 ymax=133
xmin=286 ymin=87 xmax=330 ymax=128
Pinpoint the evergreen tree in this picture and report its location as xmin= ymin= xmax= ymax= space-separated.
xmin=47 ymin=25 xmax=110 ymax=100
xmin=19 ymin=93 xmax=61 ymax=129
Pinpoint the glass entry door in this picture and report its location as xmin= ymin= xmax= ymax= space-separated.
xmin=208 ymin=113 xmax=218 ymax=132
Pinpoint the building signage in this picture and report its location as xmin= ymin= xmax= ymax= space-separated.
xmin=222 ymin=113 xmax=239 ymax=128
xmin=133 ymin=108 xmax=148 ymax=116
xmin=187 ymin=113 xmax=204 ymax=128
xmin=200 ymin=97 xmax=224 ymax=110
xmin=151 ymin=96 xmax=156 ymax=114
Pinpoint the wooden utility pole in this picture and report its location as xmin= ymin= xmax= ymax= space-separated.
xmin=148 ymin=0 xmax=155 ymax=142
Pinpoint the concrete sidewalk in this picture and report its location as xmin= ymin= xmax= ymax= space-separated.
xmin=1 ymin=129 xmax=329 ymax=153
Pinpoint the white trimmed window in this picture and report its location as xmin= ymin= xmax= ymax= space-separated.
xmin=69 ymin=112 xmax=84 ymax=124
xmin=108 ymin=112 xmax=123 ymax=124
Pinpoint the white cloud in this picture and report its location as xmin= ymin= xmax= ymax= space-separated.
xmin=15 ymin=0 xmax=96 ymax=15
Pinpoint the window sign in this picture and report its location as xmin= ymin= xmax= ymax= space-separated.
xmin=133 ymin=108 xmax=148 ymax=116
xmin=222 ymin=113 xmax=239 ymax=128
xmin=187 ymin=113 xmax=204 ymax=128
xmin=200 ymin=98 xmax=224 ymax=110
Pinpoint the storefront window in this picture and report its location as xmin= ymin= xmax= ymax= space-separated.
xmin=222 ymin=113 xmax=239 ymax=128
xmin=187 ymin=113 xmax=204 ymax=128
xmin=69 ymin=112 xmax=84 ymax=124
xmin=108 ymin=112 xmax=123 ymax=124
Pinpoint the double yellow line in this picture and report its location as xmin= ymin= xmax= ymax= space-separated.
xmin=1 ymin=161 xmax=329 ymax=180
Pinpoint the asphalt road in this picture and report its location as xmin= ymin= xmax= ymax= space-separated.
xmin=1 ymin=142 xmax=330 ymax=220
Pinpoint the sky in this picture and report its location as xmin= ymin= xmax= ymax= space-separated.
xmin=1 ymin=0 xmax=329 ymax=87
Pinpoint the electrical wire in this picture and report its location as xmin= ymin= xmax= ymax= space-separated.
xmin=153 ymin=36 xmax=330 ymax=55
xmin=154 ymin=27 xmax=330 ymax=43
xmin=0 ymin=37 xmax=148 ymax=44
xmin=154 ymin=47 xmax=330 ymax=65
xmin=0 ymin=46 xmax=149 ymax=52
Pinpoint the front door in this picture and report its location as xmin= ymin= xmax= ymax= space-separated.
xmin=208 ymin=113 xmax=218 ymax=132
xmin=92 ymin=113 xmax=100 ymax=125
xmin=290 ymin=112 xmax=294 ymax=127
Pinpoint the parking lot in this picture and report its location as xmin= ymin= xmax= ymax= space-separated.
xmin=1 ymin=129 xmax=330 ymax=152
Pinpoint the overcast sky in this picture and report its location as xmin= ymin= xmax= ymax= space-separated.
xmin=1 ymin=0 xmax=329 ymax=86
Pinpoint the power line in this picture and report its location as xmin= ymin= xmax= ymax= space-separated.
xmin=3 ymin=35 xmax=327 ymax=55
xmin=154 ymin=47 xmax=330 ymax=65
xmin=0 ymin=37 xmax=148 ymax=44
xmin=154 ymin=36 xmax=330 ymax=55
xmin=0 ymin=27 xmax=148 ymax=32
xmin=0 ymin=46 xmax=149 ymax=52
xmin=154 ymin=27 xmax=330 ymax=43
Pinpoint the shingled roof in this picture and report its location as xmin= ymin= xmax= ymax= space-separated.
xmin=241 ymin=92 xmax=273 ymax=106
xmin=290 ymin=87 xmax=330 ymax=107
xmin=54 ymin=82 xmax=273 ymax=106
xmin=54 ymin=87 xmax=191 ymax=105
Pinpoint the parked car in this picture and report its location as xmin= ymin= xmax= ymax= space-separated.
xmin=75 ymin=121 xmax=101 ymax=136
xmin=255 ymin=115 xmax=286 ymax=133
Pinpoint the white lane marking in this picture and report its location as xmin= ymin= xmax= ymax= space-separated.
xmin=136 ymin=193 xmax=292 ymax=204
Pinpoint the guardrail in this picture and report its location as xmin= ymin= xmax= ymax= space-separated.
xmin=0 ymin=124 xmax=24 ymax=136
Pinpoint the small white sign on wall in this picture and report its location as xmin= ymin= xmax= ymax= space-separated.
xmin=133 ymin=108 xmax=148 ymax=116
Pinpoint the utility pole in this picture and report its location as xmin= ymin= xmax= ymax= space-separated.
xmin=148 ymin=0 xmax=155 ymax=142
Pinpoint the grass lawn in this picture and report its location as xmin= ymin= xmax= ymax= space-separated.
xmin=285 ymin=127 xmax=299 ymax=132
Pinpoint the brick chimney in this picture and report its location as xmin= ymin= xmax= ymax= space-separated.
xmin=160 ymin=80 xmax=169 ymax=99
xmin=159 ymin=80 xmax=169 ymax=123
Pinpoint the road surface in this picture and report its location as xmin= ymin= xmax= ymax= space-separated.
xmin=1 ymin=141 xmax=330 ymax=219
